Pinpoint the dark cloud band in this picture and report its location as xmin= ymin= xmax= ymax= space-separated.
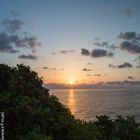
xmin=81 ymin=48 xmax=114 ymax=58
xmin=18 ymin=54 xmax=37 ymax=60
xmin=117 ymin=62 xmax=133 ymax=69
xmin=120 ymin=41 xmax=140 ymax=54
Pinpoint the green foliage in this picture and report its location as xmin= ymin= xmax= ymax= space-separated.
xmin=1 ymin=64 xmax=140 ymax=140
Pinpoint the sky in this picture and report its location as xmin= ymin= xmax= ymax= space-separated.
xmin=0 ymin=0 xmax=140 ymax=88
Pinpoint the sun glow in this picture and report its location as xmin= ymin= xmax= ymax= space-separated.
xmin=69 ymin=80 xmax=75 ymax=85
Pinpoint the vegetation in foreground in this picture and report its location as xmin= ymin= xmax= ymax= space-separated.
xmin=0 ymin=64 xmax=140 ymax=140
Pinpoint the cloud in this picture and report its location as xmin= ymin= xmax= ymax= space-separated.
xmin=109 ymin=63 xmax=133 ymax=69
xmin=92 ymin=38 xmax=117 ymax=50
xmin=135 ymin=56 xmax=140 ymax=63
xmin=44 ymin=67 xmax=57 ymax=70
xmin=42 ymin=66 xmax=64 ymax=71
xmin=51 ymin=52 xmax=56 ymax=55
xmin=93 ymin=41 xmax=108 ymax=47
xmin=91 ymin=49 xmax=114 ymax=58
xmin=106 ymin=81 xmax=121 ymax=85
xmin=18 ymin=54 xmax=37 ymax=60
xmin=45 ymin=83 xmax=69 ymax=89
xmin=60 ymin=50 xmax=67 ymax=54
xmin=81 ymin=48 xmax=90 ymax=56
xmin=87 ymin=63 xmax=94 ymax=65
xmin=42 ymin=67 xmax=49 ymax=69
xmin=0 ymin=32 xmax=41 ymax=53
xmin=45 ymin=80 xmax=140 ymax=89
xmin=0 ymin=16 xmax=42 ymax=54
xmin=107 ymin=52 xmax=114 ymax=57
xmin=0 ymin=32 xmax=19 ymax=53
xmin=93 ymin=37 xmax=100 ymax=41
xmin=118 ymin=32 xmax=140 ymax=41
xmin=1 ymin=18 xmax=23 ymax=33
xmin=107 ymin=44 xmax=117 ymax=50
xmin=69 ymin=50 xmax=75 ymax=53
xmin=108 ymin=64 xmax=116 ymax=68
xmin=81 ymin=48 xmax=114 ymax=58
xmin=105 ymin=80 xmax=140 ymax=86
xmin=136 ymin=65 xmax=140 ymax=68
xmin=123 ymin=80 xmax=140 ymax=85
xmin=120 ymin=41 xmax=140 ymax=54
xmin=86 ymin=74 xmax=92 ymax=76
xmin=60 ymin=50 xmax=75 ymax=54
xmin=118 ymin=32 xmax=140 ymax=55
xmin=117 ymin=62 xmax=133 ymax=69
xmin=128 ymin=76 xmax=134 ymax=79
xmin=22 ymin=36 xmax=41 ymax=52
xmin=94 ymin=74 xmax=101 ymax=76
xmin=83 ymin=68 xmax=92 ymax=71
xmin=10 ymin=10 xmax=20 ymax=17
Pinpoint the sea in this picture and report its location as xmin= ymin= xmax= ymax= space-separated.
xmin=50 ymin=88 xmax=140 ymax=121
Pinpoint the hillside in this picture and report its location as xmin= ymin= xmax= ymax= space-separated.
xmin=0 ymin=64 xmax=140 ymax=140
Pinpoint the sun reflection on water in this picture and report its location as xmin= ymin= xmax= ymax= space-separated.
xmin=68 ymin=89 xmax=76 ymax=115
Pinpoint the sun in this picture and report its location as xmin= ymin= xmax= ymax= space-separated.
xmin=69 ymin=80 xmax=75 ymax=85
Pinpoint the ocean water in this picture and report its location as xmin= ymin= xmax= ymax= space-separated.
xmin=50 ymin=88 xmax=140 ymax=121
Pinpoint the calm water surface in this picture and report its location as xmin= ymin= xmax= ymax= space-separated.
xmin=50 ymin=88 xmax=140 ymax=121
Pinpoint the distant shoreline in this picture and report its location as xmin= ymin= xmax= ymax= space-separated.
xmin=45 ymin=86 xmax=140 ymax=90
xmin=44 ymin=81 xmax=140 ymax=89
